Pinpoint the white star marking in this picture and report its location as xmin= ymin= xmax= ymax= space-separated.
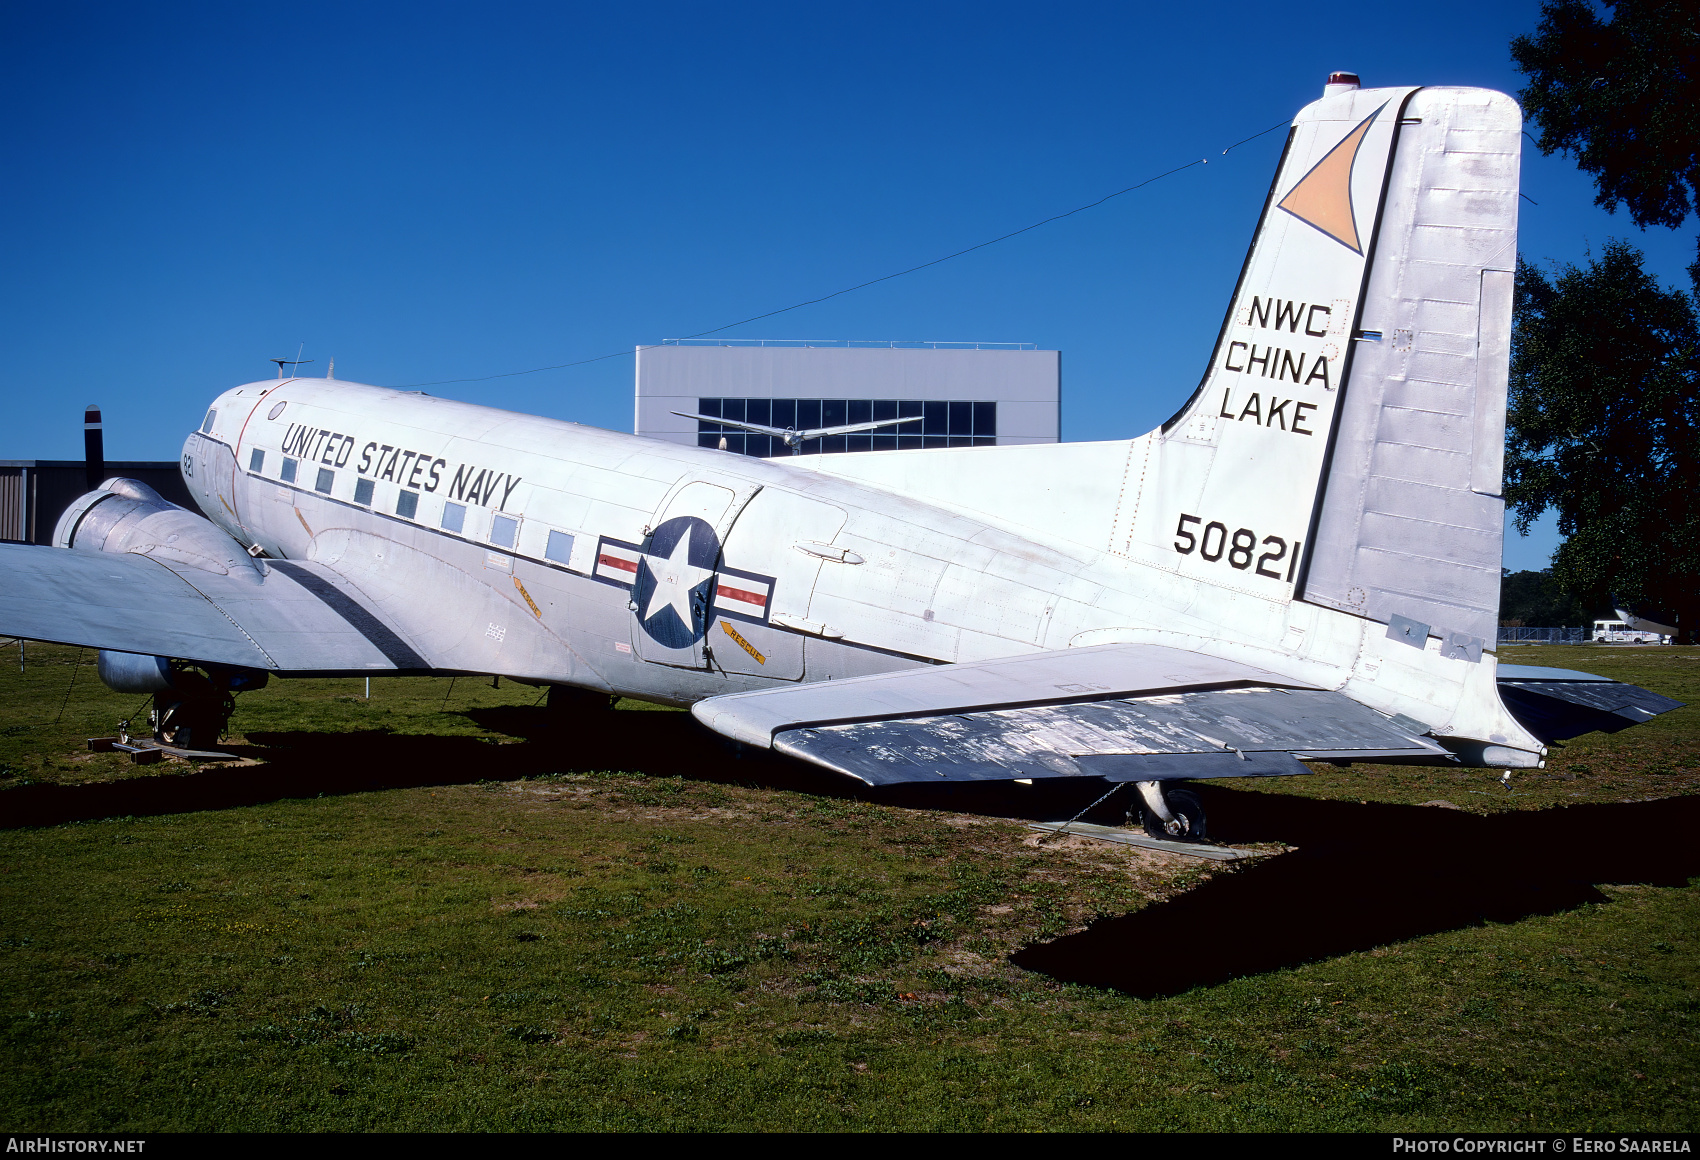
xmin=639 ymin=531 xmax=714 ymax=630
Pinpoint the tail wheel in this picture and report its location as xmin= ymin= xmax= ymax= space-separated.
xmin=1133 ymin=787 xmax=1208 ymax=843
xmin=546 ymin=685 xmax=618 ymax=728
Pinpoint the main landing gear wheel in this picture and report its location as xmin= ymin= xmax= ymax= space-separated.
xmin=150 ymin=672 xmax=234 ymax=750
xmin=1132 ymin=786 xmax=1207 ymax=843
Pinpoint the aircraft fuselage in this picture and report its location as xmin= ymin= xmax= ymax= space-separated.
xmin=181 ymin=375 xmax=1526 ymax=756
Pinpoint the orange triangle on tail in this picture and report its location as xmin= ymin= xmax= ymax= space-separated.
xmin=1277 ymin=106 xmax=1384 ymax=254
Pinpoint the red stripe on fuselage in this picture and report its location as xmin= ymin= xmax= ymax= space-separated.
xmin=716 ymin=583 xmax=766 ymax=607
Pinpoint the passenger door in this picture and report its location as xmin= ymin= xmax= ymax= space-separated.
xmin=709 ymin=488 xmax=848 ymax=681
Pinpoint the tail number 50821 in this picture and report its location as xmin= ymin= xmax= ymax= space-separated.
xmin=1173 ymin=513 xmax=1299 ymax=582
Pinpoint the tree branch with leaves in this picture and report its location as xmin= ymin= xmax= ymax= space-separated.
xmin=1506 ymin=242 xmax=1700 ymax=639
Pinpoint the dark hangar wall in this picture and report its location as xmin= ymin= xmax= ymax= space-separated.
xmin=0 ymin=462 xmax=196 ymax=544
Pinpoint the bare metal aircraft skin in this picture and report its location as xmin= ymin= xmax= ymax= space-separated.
xmin=0 ymin=79 xmax=1680 ymax=835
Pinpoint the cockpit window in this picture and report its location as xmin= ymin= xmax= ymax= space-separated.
xmin=201 ymin=409 xmax=218 ymax=433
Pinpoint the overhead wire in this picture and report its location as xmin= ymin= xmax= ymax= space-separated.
xmin=384 ymin=118 xmax=1292 ymax=390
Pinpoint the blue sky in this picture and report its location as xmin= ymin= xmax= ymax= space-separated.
xmin=3 ymin=1 xmax=1693 ymax=571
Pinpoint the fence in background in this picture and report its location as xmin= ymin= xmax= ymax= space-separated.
xmin=1497 ymin=626 xmax=1588 ymax=644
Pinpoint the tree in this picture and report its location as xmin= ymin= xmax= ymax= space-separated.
xmin=1498 ymin=569 xmax=1597 ymax=626
xmin=1512 ymin=0 xmax=1700 ymax=272
xmin=1505 ymin=241 xmax=1700 ymax=640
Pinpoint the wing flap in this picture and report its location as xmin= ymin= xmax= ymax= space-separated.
xmin=691 ymin=642 xmax=1305 ymax=748
xmin=770 ymin=686 xmax=1444 ymax=786
xmin=693 ymin=642 xmax=1447 ymax=786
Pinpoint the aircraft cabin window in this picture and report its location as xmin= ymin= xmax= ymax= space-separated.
xmin=314 ymin=468 xmax=335 ymax=494
xmin=441 ymin=502 xmax=466 ymax=533
xmin=545 ymin=529 xmax=574 ymax=566
xmin=395 ymin=490 xmax=418 ymax=519
xmin=201 ymin=409 xmax=217 ymax=433
xmin=280 ymin=457 xmax=298 ymax=483
xmin=354 ymin=478 xmax=375 ymax=506
xmin=490 ymin=513 xmax=518 ymax=549
xmin=249 ymin=449 xmax=264 ymax=472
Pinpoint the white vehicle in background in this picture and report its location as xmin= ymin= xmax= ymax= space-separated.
xmin=1593 ymin=620 xmax=1668 ymax=644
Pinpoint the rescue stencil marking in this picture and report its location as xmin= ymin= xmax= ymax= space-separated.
xmin=512 ymin=575 xmax=542 ymax=619
xmin=722 ymin=620 xmax=766 ymax=665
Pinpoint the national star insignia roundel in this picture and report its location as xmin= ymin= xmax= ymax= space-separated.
xmin=630 ymin=515 xmax=720 ymax=648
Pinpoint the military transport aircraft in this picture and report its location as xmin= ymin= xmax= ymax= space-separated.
xmin=0 ymin=75 xmax=1681 ymax=841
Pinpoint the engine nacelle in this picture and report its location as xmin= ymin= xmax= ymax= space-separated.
xmin=96 ymin=650 xmax=175 ymax=693
xmin=53 ymin=478 xmax=263 ymax=581
xmin=95 ymin=649 xmax=270 ymax=694
xmin=59 ymin=482 xmax=274 ymax=723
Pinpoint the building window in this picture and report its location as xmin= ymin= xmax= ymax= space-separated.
xmin=248 ymin=449 xmax=265 ymax=472
xmin=442 ymin=502 xmax=466 ymax=533
xmin=280 ymin=457 xmax=298 ymax=483
xmin=314 ymin=468 xmax=334 ymax=493
xmin=490 ymin=513 xmax=518 ymax=549
xmin=354 ymin=478 xmax=375 ymax=506
xmin=396 ymin=490 xmax=418 ymax=519
xmin=545 ymin=529 xmax=574 ymax=565
xmin=694 ymin=398 xmax=997 ymax=456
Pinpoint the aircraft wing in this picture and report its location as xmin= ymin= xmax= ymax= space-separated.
xmin=691 ymin=642 xmax=1449 ymax=786
xmin=0 ymin=542 xmax=428 ymax=674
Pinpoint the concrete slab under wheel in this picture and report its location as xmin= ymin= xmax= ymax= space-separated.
xmin=88 ymin=737 xmax=237 ymax=764
xmin=1026 ymin=821 xmax=1258 ymax=861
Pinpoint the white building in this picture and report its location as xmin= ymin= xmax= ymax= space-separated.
xmin=634 ymin=340 xmax=1060 ymax=456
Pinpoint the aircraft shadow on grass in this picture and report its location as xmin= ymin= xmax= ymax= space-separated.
xmin=4 ymin=703 xmax=1695 ymax=999
xmin=1011 ymin=786 xmax=1700 ymax=998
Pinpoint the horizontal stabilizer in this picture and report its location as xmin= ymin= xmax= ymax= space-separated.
xmin=1496 ymin=665 xmax=1684 ymax=743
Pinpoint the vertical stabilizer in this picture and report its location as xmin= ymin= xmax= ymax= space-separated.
xmin=1129 ymin=85 xmax=1519 ymax=661
xmin=1119 ymin=85 xmax=1424 ymax=595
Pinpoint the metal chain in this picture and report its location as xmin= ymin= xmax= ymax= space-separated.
xmin=51 ymin=648 xmax=85 ymax=725
xmin=1040 ymin=781 xmax=1130 ymax=843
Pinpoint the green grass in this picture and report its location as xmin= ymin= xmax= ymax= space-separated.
xmin=0 ymin=642 xmax=1695 ymax=1131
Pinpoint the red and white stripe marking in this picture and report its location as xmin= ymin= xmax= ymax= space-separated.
xmin=714 ymin=576 xmax=770 ymax=619
xmin=595 ymin=542 xmax=643 ymax=584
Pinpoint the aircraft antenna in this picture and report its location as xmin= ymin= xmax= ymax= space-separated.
xmin=269 ymin=358 xmax=315 ymax=379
